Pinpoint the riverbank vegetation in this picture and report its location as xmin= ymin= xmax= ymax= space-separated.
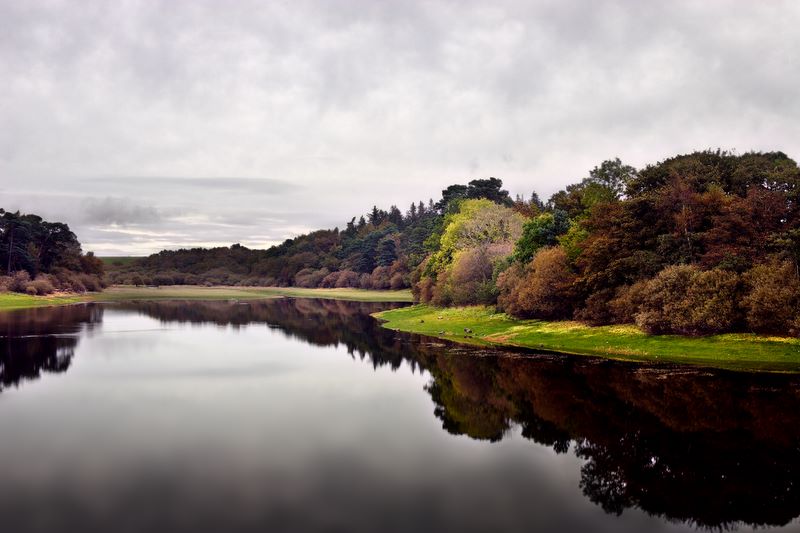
xmin=414 ymin=151 xmax=800 ymax=337
xmin=375 ymin=305 xmax=800 ymax=372
xmin=0 ymin=209 xmax=105 ymax=295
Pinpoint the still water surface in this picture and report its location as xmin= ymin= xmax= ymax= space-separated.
xmin=2 ymin=299 xmax=800 ymax=533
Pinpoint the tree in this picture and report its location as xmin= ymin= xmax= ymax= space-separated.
xmin=514 ymin=210 xmax=570 ymax=263
xmin=498 ymin=246 xmax=577 ymax=319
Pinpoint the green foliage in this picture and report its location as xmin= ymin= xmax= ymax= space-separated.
xmin=435 ymin=177 xmax=513 ymax=212
xmin=513 ymin=209 xmax=570 ymax=263
xmin=418 ymin=199 xmax=527 ymax=305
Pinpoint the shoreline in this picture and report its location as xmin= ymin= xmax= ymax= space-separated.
xmin=0 ymin=285 xmax=414 ymax=312
xmin=374 ymin=304 xmax=800 ymax=373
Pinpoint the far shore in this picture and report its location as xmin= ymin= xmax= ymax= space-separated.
xmin=0 ymin=285 xmax=414 ymax=311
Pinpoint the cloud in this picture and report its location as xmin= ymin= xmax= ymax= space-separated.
xmin=1 ymin=0 xmax=799 ymax=255
xmin=81 ymin=197 xmax=162 ymax=226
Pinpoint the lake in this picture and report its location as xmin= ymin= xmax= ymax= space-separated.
xmin=2 ymin=299 xmax=800 ymax=533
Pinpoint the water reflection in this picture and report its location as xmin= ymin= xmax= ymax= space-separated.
xmin=0 ymin=304 xmax=102 ymax=392
xmin=2 ymin=298 xmax=800 ymax=531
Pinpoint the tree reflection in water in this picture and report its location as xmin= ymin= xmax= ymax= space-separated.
xmin=3 ymin=298 xmax=800 ymax=529
xmin=0 ymin=304 xmax=103 ymax=392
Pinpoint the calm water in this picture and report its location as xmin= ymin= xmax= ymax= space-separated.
xmin=2 ymin=299 xmax=800 ymax=533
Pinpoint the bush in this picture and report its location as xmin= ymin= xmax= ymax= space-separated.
xmin=152 ymin=274 xmax=174 ymax=287
xmin=29 ymin=275 xmax=56 ymax=295
xmin=320 ymin=271 xmax=340 ymax=288
xmin=496 ymin=263 xmax=525 ymax=314
xmin=574 ymin=288 xmax=616 ymax=325
xmin=415 ymin=277 xmax=434 ymax=303
xmin=390 ymin=272 xmax=406 ymax=290
xmin=25 ymin=285 xmax=37 ymax=295
xmin=79 ymin=274 xmax=103 ymax=292
xmin=335 ymin=270 xmax=360 ymax=288
xmin=497 ymin=247 xmax=577 ymax=319
xmin=635 ymin=265 xmax=740 ymax=335
xmin=9 ymin=271 xmax=31 ymax=292
xmin=369 ymin=266 xmax=392 ymax=290
xmin=742 ymin=259 xmax=800 ymax=334
xmin=294 ymin=268 xmax=329 ymax=288
xmin=0 ymin=275 xmax=11 ymax=291
xmin=448 ymin=245 xmax=508 ymax=305
xmin=608 ymin=281 xmax=649 ymax=323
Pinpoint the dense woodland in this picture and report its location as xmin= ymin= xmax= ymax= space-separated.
xmin=111 ymin=150 xmax=800 ymax=336
xmin=0 ymin=209 xmax=105 ymax=294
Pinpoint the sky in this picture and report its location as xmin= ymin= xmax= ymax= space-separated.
xmin=1 ymin=0 xmax=799 ymax=256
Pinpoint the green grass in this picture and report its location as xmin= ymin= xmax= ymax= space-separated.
xmin=0 ymin=292 xmax=87 ymax=311
xmin=92 ymin=285 xmax=414 ymax=303
xmin=99 ymin=256 xmax=141 ymax=266
xmin=374 ymin=304 xmax=800 ymax=373
xmin=0 ymin=286 xmax=413 ymax=312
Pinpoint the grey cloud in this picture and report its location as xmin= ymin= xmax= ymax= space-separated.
xmin=81 ymin=197 xmax=162 ymax=226
xmin=1 ymin=0 xmax=799 ymax=255
xmin=83 ymin=177 xmax=299 ymax=195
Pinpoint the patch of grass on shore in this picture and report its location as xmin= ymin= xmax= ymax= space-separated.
xmin=93 ymin=285 xmax=414 ymax=303
xmin=374 ymin=305 xmax=800 ymax=373
xmin=0 ymin=292 xmax=87 ymax=311
xmin=99 ymin=256 xmax=141 ymax=266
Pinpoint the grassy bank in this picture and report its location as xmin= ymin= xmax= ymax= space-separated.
xmin=0 ymin=292 xmax=88 ymax=311
xmin=374 ymin=305 xmax=800 ymax=373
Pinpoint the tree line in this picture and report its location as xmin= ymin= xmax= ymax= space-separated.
xmin=416 ymin=151 xmax=800 ymax=336
xmin=110 ymin=150 xmax=800 ymax=336
xmin=107 ymin=178 xmax=514 ymax=290
xmin=0 ymin=209 xmax=105 ymax=294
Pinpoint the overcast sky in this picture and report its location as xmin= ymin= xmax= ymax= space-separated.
xmin=2 ymin=0 xmax=799 ymax=255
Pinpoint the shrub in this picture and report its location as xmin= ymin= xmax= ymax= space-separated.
xmin=574 ymin=288 xmax=616 ymax=325
xmin=25 ymin=285 xmax=37 ymax=295
xmin=448 ymin=245 xmax=508 ymax=305
xmin=390 ymin=272 xmax=406 ymax=290
xmin=496 ymin=262 xmax=526 ymax=314
xmin=369 ymin=266 xmax=392 ymax=290
xmin=335 ymin=270 xmax=361 ymax=288
xmin=415 ymin=277 xmax=434 ymax=303
xmin=79 ymin=274 xmax=103 ymax=292
xmin=635 ymin=266 xmax=740 ymax=335
xmin=685 ymin=268 xmax=741 ymax=333
xmin=152 ymin=274 xmax=174 ymax=287
xmin=294 ymin=268 xmax=328 ymax=288
xmin=608 ymin=281 xmax=649 ymax=323
xmin=742 ymin=259 xmax=800 ymax=334
xmin=0 ymin=276 xmax=11 ymax=291
xmin=29 ymin=275 xmax=56 ymax=295
xmin=635 ymin=265 xmax=697 ymax=334
xmin=9 ymin=271 xmax=31 ymax=292
xmin=320 ymin=271 xmax=340 ymax=288
xmin=498 ymin=247 xmax=577 ymax=319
